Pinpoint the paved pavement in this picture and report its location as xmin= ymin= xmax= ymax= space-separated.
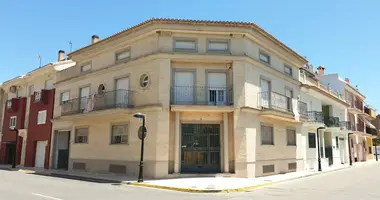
xmin=1 ymin=162 xmax=380 ymax=199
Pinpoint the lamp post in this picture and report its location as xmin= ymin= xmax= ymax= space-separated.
xmin=134 ymin=112 xmax=146 ymax=183
xmin=317 ymin=127 xmax=325 ymax=172
xmin=348 ymin=133 xmax=353 ymax=166
xmin=9 ymin=127 xmax=19 ymax=168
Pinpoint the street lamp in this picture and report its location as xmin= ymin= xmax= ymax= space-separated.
xmin=348 ymin=132 xmax=353 ymax=166
xmin=9 ymin=127 xmax=19 ymax=169
xmin=317 ymin=127 xmax=326 ymax=172
xmin=133 ymin=112 xmax=146 ymax=183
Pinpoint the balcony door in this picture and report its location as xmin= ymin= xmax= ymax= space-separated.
xmin=116 ymin=77 xmax=129 ymax=106
xmin=174 ymin=72 xmax=194 ymax=104
xmin=260 ymin=79 xmax=271 ymax=108
xmin=207 ymin=73 xmax=227 ymax=105
xmin=285 ymin=88 xmax=293 ymax=112
xmin=79 ymin=86 xmax=90 ymax=111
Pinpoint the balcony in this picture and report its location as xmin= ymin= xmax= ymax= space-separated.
xmin=171 ymin=86 xmax=233 ymax=106
xmin=61 ymin=89 xmax=133 ymax=116
xmin=339 ymin=121 xmax=354 ymax=131
xmin=366 ymin=127 xmax=378 ymax=136
xmin=324 ymin=116 xmax=340 ymax=128
xmin=364 ymin=106 xmax=377 ymax=119
xmin=356 ymin=122 xmax=365 ymax=132
xmin=307 ymin=111 xmax=324 ymax=123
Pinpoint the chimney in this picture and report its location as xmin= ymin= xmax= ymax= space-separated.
xmin=317 ymin=65 xmax=325 ymax=76
xmin=345 ymin=78 xmax=350 ymax=84
xmin=58 ymin=50 xmax=65 ymax=61
xmin=91 ymin=35 xmax=99 ymax=44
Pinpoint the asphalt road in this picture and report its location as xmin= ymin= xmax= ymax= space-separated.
xmin=1 ymin=163 xmax=380 ymax=200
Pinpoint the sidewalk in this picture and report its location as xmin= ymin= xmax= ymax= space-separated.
xmin=0 ymin=161 xmax=377 ymax=193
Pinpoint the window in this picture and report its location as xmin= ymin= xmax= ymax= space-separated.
xmin=116 ymin=49 xmax=131 ymax=61
xmin=287 ymin=129 xmax=296 ymax=146
xmin=261 ymin=125 xmax=274 ymax=145
xmin=259 ymin=52 xmax=270 ymax=64
xmin=336 ymin=136 xmax=339 ymax=148
xmin=9 ymin=116 xmax=16 ymax=128
xmin=60 ymin=91 xmax=70 ymax=105
xmin=34 ymin=92 xmax=41 ymax=102
xmin=80 ymin=63 xmax=91 ymax=72
xmin=263 ymin=164 xmax=275 ymax=173
xmin=45 ymin=79 xmax=53 ymax=90
xmin=75 ymin=128 xmax=88 ymax=143
xmin=37 ymin=110 xmax=47 ymax=125
xmin=284 ymin=65 xmax=293 ymax=76
xmin=207 ymin=40 xmax=229 ymax=52
xmin=111 ymin=124 xmax=128 ymax=144
xmin=174 ymin=39 xmax=197 ymax=51
xmin=308 ymin=133 xmax=316 ymax=148
xmin=29 ymin=85 xmax=34 ymax=96
xmin=140 ymin=74 xmax=149 ymax=88
xmin=288 ymin=163 xmax=297 ymax=171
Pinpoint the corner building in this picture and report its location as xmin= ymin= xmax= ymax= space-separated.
xmin=51 ymin=19 xmax=309 ymax=178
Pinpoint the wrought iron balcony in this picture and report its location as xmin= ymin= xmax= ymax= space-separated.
xmin=324 ymin=116 xmax=340 ymax=127
xmin=171 ymin=86 xmax=233 ymax=106
xmin=366 ymin=127 xmax=378 ymax=136
xmin=339 ymin=121 xmax=354 ymax=131
xmin=61 ymin=89 xmax=133 ymax=116
xmin=307 ymin=111 xmax=324 ymax=123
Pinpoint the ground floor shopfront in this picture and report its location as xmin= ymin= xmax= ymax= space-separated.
xmin=350 ymin=133 xmax=374 ymax=163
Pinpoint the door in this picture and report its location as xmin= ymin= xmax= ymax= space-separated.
xmin=260 ymin=79 xmax=270 ymax=108
xmin=339 ymin=138 xmax=345 ymax=164
xmin=5 ymin=143 xmax=15 ymax=165
xmin=115 ymin=77 xmax=130 ymax=106
xmin=174 ymin=72 xmax=194 ymax=104
xmin=79 ymin=86 xmax=90 ymax=111
xmin=55 ymin=131 xmax=70 ymax=170
xmin=181 ymin=124 xmax=220 ymax=173
xmin=35 ymin=141 xmax=46 ymax=168
xmin=207 ymin=73 xmax=227 ymax=105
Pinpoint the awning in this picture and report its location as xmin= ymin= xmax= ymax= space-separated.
xmin=358 ymin=115 xmax=376 ymax=129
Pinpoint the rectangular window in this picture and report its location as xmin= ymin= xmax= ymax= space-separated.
xmin=116 ymin=49 xmax=131 ymax=61
xmin=45 ymin=79 xmax=53 ymax=90
xmin=9 ymin=116 xmax=16 ymax=128
xmin=287 ymin=129 xmax=296 ymax=146
xmin=75 ymin=128 xmax=88 ymax=144
xmin=174 ymin=39 xmax=197 ymax=51
xmin=259 ymin=52 xmax=270 ymax=64
xmin=288 ymin=163 xmax=297 ymax=171
xmin=263 ymin=164 xmax=275 ymax=173
xmin=29 ymin=85 xmax=34 ymax=96
xmin=308 ymin=133 xmax=316 ymax=148
xmin=60 ymin=91 xmax=70 ymax=105
xmin=207 ymin=40 xmax=229 ymax=52
xmin=284 ymin=65 xmax=293 ymax=76
xmin=34 ymin=92 xmax=41 ymax=102
xmin=80 ymin=63 xmax=91 ymax=72
xmin=37 ymin=110 xmax=47 ymax=125
xmin=261 ymin=125 xmax=274 ymax=145
xmin=111 ymin=124 xmax=128 ymax=144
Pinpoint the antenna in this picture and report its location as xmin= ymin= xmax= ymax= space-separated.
xmin=37 ymin=54 xmax=42 ymax=67
xmin=68 ymin=41 xmax=72 ymax=53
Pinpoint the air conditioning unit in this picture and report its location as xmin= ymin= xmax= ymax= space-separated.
xmin=9 ymin=85 xmax=17 ymax=93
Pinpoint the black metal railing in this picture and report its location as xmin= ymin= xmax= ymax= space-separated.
xmin=298 ymin=101 xmax=308 ymax=117
xmin=324 ymin=116 xmax=340 ymax=127
xmin=258 ymin=91 xmax=292 ymax=113
xmin=339 ymin=121 xmax=354 ymax=131
xmin=171 ymin=86 xmax=233 ymax=106
xmin=307 ymin=111 xmax=324 ymax=123
xmin=61 ymin=89 xmax=133 ymax=116
xmin=366 ymin=127 xmax=378 ymax=136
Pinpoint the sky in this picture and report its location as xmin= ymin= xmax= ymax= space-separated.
xmin=0 ymin=0 xmax=379 ymax=108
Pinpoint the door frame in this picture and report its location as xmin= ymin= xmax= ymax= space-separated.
xmin=53 ymin=130 xmax=71 ymax=170
xmin=179 ymin=122 xmax=222 ymax=173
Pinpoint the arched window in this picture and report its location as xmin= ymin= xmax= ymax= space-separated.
xmin=140 ymin=74 xmax=149 ymax=88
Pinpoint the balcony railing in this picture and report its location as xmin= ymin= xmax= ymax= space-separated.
xmin=171 ymin=86 xmax=233 ymax=106
xmin=366 ymin=127 xmax=378 ymax=136
xmin=339 ymin=121 xmax=354 ymax=131
xmin=258 ymin=91 xmax=292 ymax=113
xmin=61 ymin=89 xmax=133 ymax=116
xmin=324 ymin=116 xmax=340 ymax=127
xmin=307 ymin=111 xmax=324 ymax=123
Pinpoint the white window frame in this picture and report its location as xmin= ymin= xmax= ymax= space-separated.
xmin=115 ymin=48 xmax=131 ymax=62
xmin=37 ymin=110 xmax=47 ymax=125
xmin=284 ymin=65 xmax=293 ymax=76
xmin=34 ymin=91 xmax=41 ymax=102
xmin=60 ymin=91 xmax=70 ymax=105
xmin=259 ymin=51 xmax=271 ymax=64
xmin=286 ymin=129 xmax=296 ymax=146
xmin=80 ymin=63 xmax=92 ymax=72
xmin=261 ymin=125 xmax=274 ymax=145
xmin=207 ymin=39 xmax=229 ymax=52
xmin=9 ymin=116 xmax=17 ymax=128
xmin=174 ymin=38 xmax=197 ymax=52
xmin=111 ymin=124 xmax=129 ymax=144
xmin=75 ymin=128 xmax=89 ymax=144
